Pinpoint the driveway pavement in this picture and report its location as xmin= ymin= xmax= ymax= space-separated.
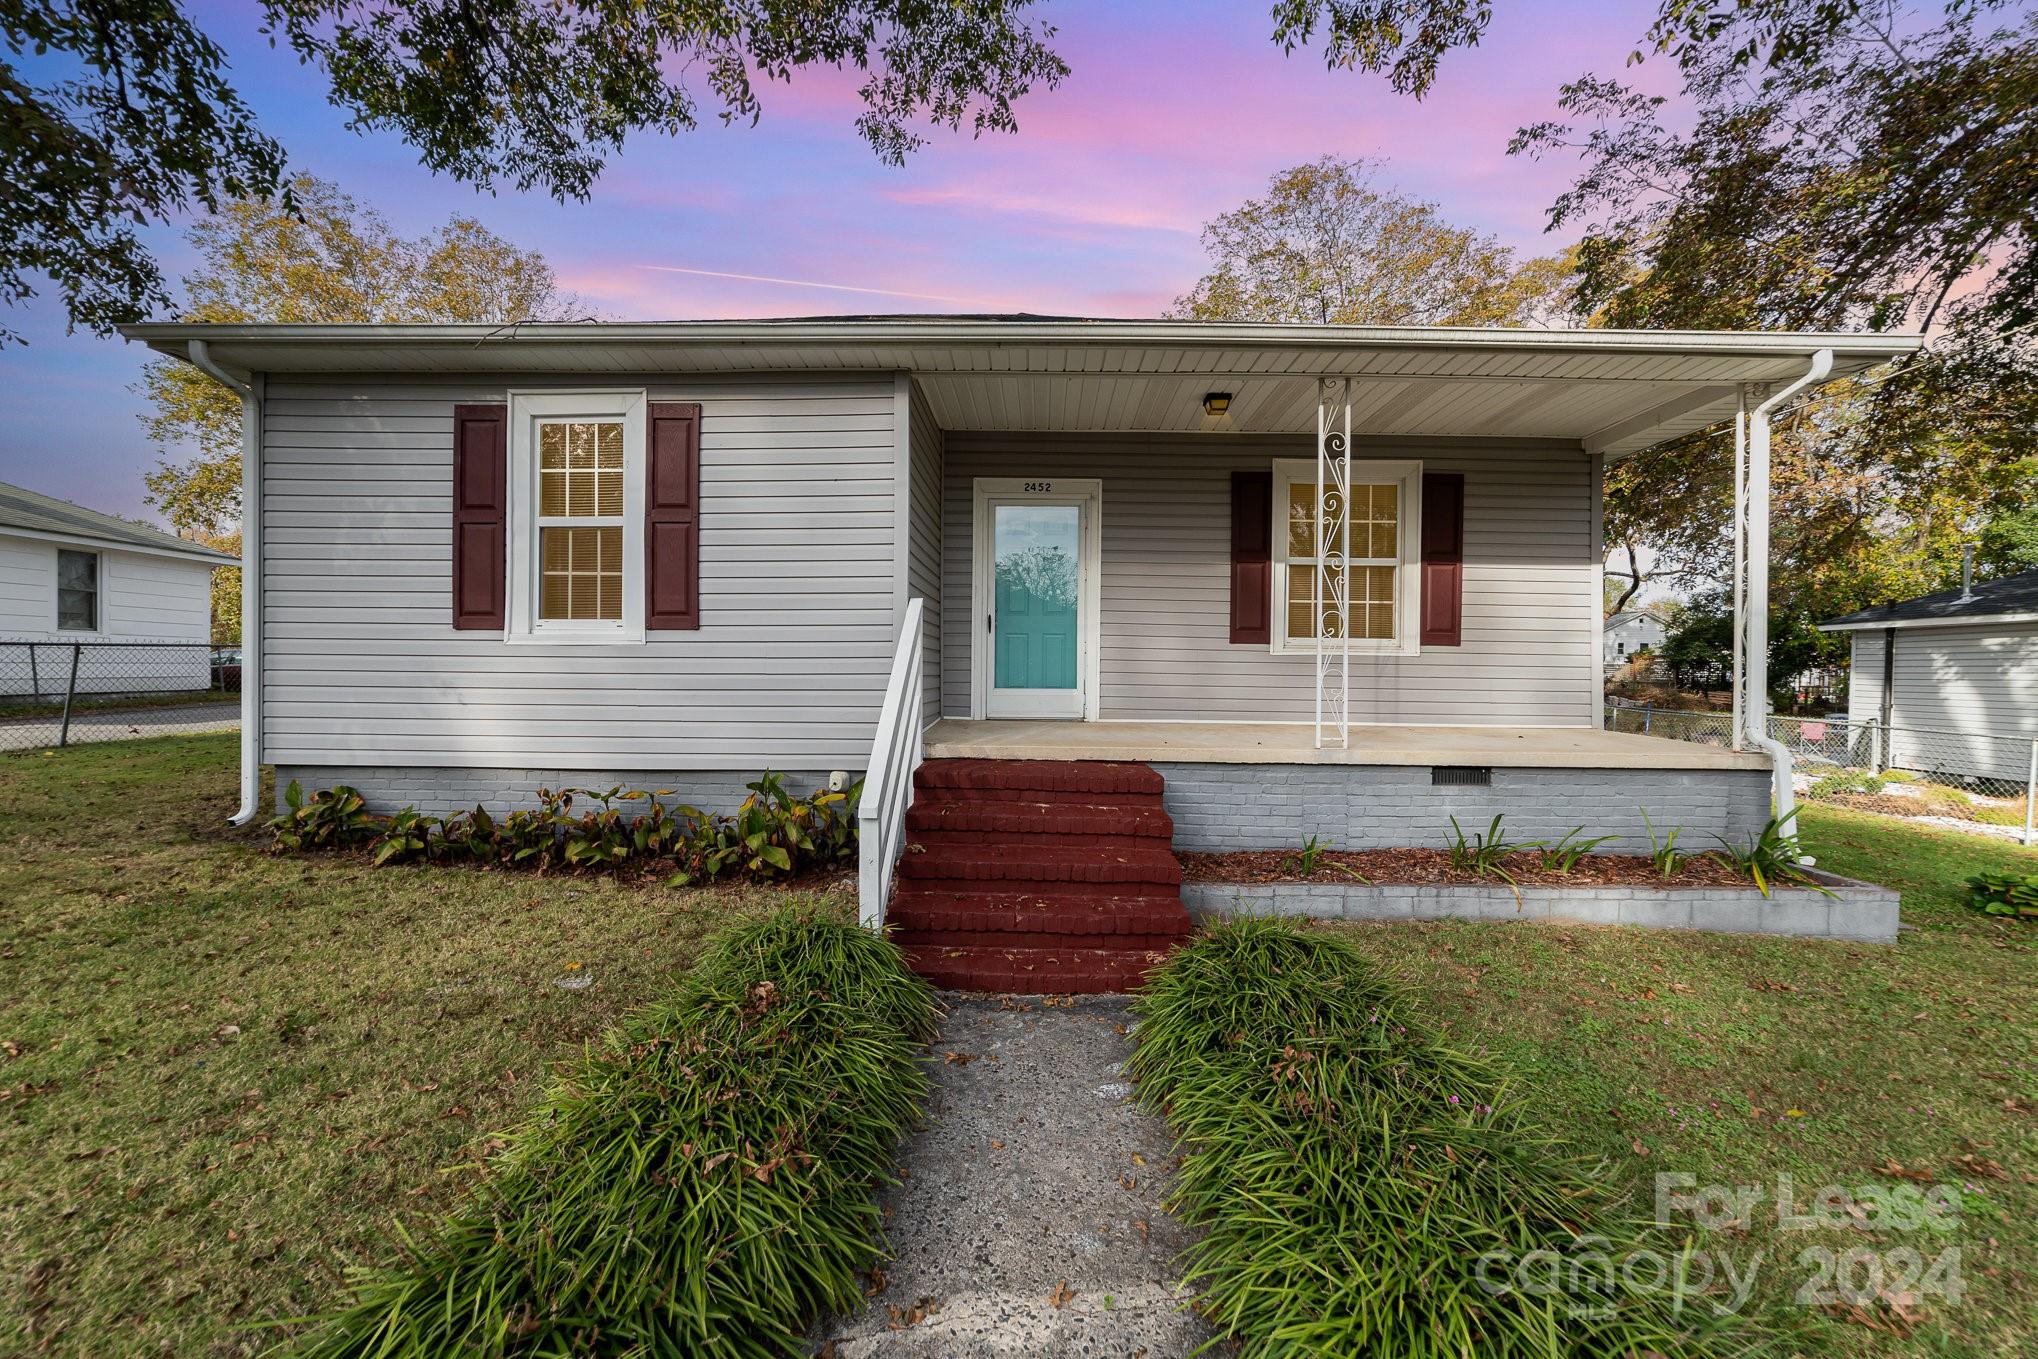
xmin=0 ymin=700 xmax=239 ymax=751
xmin=817 ymin=994 xmax=1212 ymax=1358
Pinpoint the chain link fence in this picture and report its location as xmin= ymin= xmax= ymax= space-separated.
xmin=1 ymin=640 xmax=239 ymax=753
xmin=1606 ymin=699 xmax=2037 ymax=846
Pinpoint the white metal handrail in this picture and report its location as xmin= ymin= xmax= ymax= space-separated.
xmin=858 ymin=596 xmax=926 ymax=929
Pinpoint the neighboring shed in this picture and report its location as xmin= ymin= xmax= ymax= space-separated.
xmin=0 ymin=480 xmax=238 ymax=697
xmin=1821 ymin=567 xmax=2038 ymax=782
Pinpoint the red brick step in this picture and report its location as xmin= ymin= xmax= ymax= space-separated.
xmin=906 ymin=798 xmax=1174 ymax=843
xmin=902 ymin=943 xmax=1174 ymax=995
xmin=889 ymin=889 xmax=1191 ymax=939
xmin=890 ymin=759 xmax=1192 ymax=994
xmin=914 ymin=758 xmax=1163 ymax=802
xmin=898 ymin=844 xmax=1182 ymax=886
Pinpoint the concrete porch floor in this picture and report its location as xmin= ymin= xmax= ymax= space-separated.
xmin=922 ymin=719 xmax=1770 ymax=771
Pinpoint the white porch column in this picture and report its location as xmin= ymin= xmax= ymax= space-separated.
xmin=1315 ymin=377 xmax=1353 ymax=749
xmin=1731 ymin=386 xmax=1748 ymax=752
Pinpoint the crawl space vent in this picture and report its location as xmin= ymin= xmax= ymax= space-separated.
xmin=1430 ymin=766 xmax=1492 ymax=787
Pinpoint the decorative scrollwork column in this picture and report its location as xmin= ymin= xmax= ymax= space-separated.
xmin=1315 ymin=377 xmax=1352 ymax=749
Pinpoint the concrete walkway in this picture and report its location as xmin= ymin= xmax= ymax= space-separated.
xmin=818 ymin=995 xmax=1211 ymax=1358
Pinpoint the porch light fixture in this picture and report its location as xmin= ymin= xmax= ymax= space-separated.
xmin=1202 ymin=391 xmax=1232 ymax=417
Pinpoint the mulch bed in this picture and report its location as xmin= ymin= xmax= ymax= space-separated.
xmin=1177 ymin=848 xmax=1749 ymax=889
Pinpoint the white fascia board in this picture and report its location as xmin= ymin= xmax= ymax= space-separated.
xmin=0 ymin=524 xmax=239 ymax=567
xmin=1819 ymin=612 xmax=2038 ymax=632
xmin=117 ymin=319 xmax=1926 ymax=364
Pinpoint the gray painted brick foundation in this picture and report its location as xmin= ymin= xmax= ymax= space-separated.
xmin=1155 ymin=763 xmax=1771 ymax=855
xmin=1184 ymin=870 xmax=1899 ymax=943
xmin=276 ymin=766 xmax=845 ymax=817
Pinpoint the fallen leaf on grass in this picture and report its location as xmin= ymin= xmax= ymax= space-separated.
xmin=1821 ymin=1289 xmax=1923 ymax=1337
xmin=1952 ymin=1153 xmax=2006 ymax=1180
xmin=1631 ymin=1138 xmax=1649 ymax=1157
xmin=1873 ymin=1159 xmax=1935 ymax=1182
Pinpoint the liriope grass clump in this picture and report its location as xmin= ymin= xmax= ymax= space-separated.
xmin=1130 ymin=919 xmax=1779 ymax=1358
xmin=290 ymin=908 xmax=936 ymax=1358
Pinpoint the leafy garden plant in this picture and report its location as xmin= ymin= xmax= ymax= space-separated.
xmin=1640 ymin=808 xmax=1690 ymax=880
xmin=1965 ymin=872 xmax=2038 ymax=920
xmin=269 ymin=782 xmax=377 ymax=852
xmin=1443 ymin=813 xmax=1537 ymax=884
xmin=290 ymin=909 xmax=936 ymax=1357
xmin=270 ymin=773 xmax=860 ymax=886
xmin=1287 ymin=833 xmax=1328 ymax=875
xmin=1713 ymin=814 xmax=1834 ymax=899
xmin=1537 ymin=825 xmax=1615 ymax=873
xmin=1128 ymin=920 xmax=1779 ymax=1359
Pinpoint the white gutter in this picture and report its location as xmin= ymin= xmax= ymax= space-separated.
xmin=1820 ymin=610 xmax=2038 ymax=632
xmin=117 ymin=318 xmax=1926 ymax=361
xmin=186 ymin=340 xmax=263 ymax=826
xmin=1743 ymin=348 xmax=1834 ymax=834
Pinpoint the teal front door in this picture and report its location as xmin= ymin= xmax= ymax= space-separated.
xmin=979 ymin=484 xmax=1094 ymax=718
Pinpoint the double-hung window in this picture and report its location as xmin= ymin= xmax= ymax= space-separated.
xmin=1269 ymin=458 xmax=1421 ymax=655
xmin=57 ymin=549 xmax=99 ymax=632
xmin=506 ymin=391 xmax=647 ymax=643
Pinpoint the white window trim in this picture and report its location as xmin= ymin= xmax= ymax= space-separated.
xmin=53 ymin=547 xmax=104 ymax=635
xmin=1269 ymin=457 xmax=1422 ymax=658
xmin=504 ymin=390 xmax=647 ymax=646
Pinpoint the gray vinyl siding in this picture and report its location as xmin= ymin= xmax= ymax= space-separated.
xmin=1846 ymin=623 xmax=2038 ymax=780
xmin=906 ymin=381 xmax=944 ymax=726
xmin=259 ymin=374 xmax=898 ymax=770
xmin=940 ymin=433 xmax=1598 ymax=726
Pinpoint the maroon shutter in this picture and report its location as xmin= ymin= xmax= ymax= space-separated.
xmin=1230 ymin=469 xmax=1273 ymax=644
xmin=646 ymin=402 xmax=701 ymax=630
xmin=1420 ymin=472 xmax=1464 ymax=647
xmin=451 ymin=404 xmax=506 ymax=630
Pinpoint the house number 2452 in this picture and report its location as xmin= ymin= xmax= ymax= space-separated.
xmin=1023 ymin=481 xmax=1054 ymax=492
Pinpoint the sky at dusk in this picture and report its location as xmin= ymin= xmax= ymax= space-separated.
xmin=0 ymin=0 xmax=1674 ymax=522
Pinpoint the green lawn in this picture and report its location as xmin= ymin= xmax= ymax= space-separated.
xmin=3 ymin=737 xmax=2033 ymax=1356
xmin=1330 ymin=805 xmax=2038 ymax=1358
xmin=0 ymin=734 xmax=848 ymax=1357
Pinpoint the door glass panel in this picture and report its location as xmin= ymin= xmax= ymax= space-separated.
xmin=993 ymin=504 xmax=1079 ymax=691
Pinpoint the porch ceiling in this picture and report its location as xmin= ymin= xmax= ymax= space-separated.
xmin=121 ymin=316 xmax=1919 ymax=460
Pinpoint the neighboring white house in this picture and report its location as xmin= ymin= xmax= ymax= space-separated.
xmin=0 ymin=480 xmax=238 ymax=698
xmin=123 ymin=317 xmax=1915 ymax=983
xmin=1603 ymin=605 xmax=1670 ymax=670
xmin=1821 ymin=566 xmax=2038 ymax=782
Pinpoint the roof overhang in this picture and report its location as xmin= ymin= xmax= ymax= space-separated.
xmin=0 ymin=523 xmax=239 ymax=567
xmin=119 ymin=319 xmax=1921 ymax=460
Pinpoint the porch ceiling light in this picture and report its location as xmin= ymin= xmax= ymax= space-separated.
xmin=1202 ymin=391 xmax=1232 ymax=416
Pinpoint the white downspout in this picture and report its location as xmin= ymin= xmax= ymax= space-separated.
xmin=1744 ymin=348 xmax=1833 ymax=832
xmin=187 ymin=340 xmax=264 ymax=825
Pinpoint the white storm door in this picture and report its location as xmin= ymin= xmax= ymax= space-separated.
xmin=972 ymin=479 xmax=1101 ymax=720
